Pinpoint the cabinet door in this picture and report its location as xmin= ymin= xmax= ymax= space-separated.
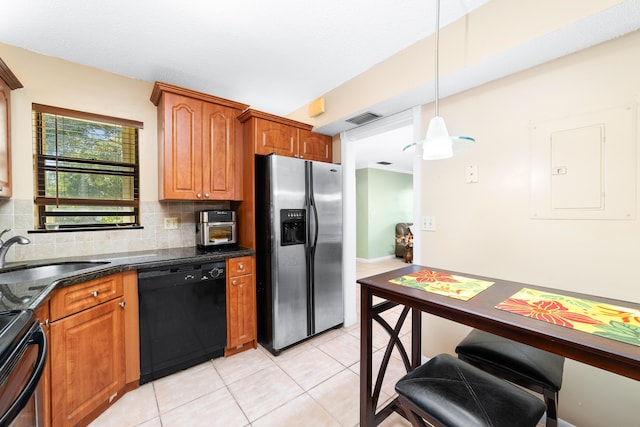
xmin=227 ymin=256 xmax=256 ymax=351
xmin=227 ymin=273 xmax=256 ymax=349
xmin=299 ymin=129 xmax=332 ymax=162
xmin=0 ymin=78 xmax=11 ymax=198
xmin=50 ymin=298 xmax=125 ymax=427
xmin=202 ymin=102 xmax=241 ymax=200
xmin=160 ymin=92 xmax=203 ymax=200
xmin=254 ymin=118 xmax=298 ymax=157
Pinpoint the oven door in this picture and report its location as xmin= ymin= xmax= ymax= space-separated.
xmin=0 ymin=311 xmax=47 ymax=427
xmin=199 ymin=222 xmax=237 ymax=246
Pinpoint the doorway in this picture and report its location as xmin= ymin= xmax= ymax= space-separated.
xmin=340 ymin=107 xmax=422 ymax=327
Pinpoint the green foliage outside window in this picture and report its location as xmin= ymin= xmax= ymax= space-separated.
xmin=33 ymin=104 xmax=141 ymax=229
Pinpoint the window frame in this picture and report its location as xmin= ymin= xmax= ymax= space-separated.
xmin=32 ymin=103 xmax=143 ymax=231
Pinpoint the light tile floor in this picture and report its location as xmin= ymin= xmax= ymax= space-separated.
xmin=89 ymin=257 xmax=411 ymax=427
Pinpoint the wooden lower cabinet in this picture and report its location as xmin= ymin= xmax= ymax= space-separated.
xmin=225 ymin=255 xmax=257 ymax=356
xmin=50 ymin=298 xmax=125 ymax=427
xmin=40 ymin=273 xmax=127 ymax=427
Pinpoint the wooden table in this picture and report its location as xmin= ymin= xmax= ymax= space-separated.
xmin=357 ymin=264 xmax=640 ymax=426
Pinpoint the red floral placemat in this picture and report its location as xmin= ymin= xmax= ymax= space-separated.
xmin=496 ymin=288 xmax=640 ymax=347
xmin=389 ymin=270 xmax=494 ymax=301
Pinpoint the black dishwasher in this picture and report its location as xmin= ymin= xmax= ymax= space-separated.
xmin=138 ymin=261 xmax=226 ymax=384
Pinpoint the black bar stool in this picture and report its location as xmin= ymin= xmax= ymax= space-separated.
xmin=455 ymin=329 xmax=564 ymax=427
xmin=395 ymin=354 xmax=546 ymax=427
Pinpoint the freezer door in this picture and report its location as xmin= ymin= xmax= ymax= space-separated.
xmin=309 ymin=161 xmax=343 ymax=333
xmin=269 ymin=155 xmax=309 ymax=350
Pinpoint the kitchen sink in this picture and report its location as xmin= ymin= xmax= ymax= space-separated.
xmin=0 ymin=261 xmax=110 ymax=284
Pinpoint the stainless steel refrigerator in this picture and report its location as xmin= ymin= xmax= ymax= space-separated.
xmin=256 ymin=154 xmax=343 ymax=355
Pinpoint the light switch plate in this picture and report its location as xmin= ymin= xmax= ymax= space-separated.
xmin=421 ymin=216 xmax=436 ymax=231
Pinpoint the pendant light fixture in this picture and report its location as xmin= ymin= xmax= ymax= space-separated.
xmin=404 ymin=0 xmax=475 ymax=160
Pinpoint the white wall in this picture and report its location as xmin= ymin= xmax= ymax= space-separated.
xmin=1 ymin=43 xmax=157 ymax=200
xmin=417 ymin=31 xmax=640 ymax=427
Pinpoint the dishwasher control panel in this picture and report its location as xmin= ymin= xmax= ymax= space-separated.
xmin=204 ymin=263 xmax=225 ymax=280
xmin=137 ymin=261 xmax=226 ymax=284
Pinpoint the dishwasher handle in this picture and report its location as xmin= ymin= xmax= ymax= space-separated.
xmin=138 ymin=270 xmax=204 ymax=291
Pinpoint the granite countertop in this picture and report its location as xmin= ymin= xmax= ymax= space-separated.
xmin=0 ymin=246 xmax=255 ymax=312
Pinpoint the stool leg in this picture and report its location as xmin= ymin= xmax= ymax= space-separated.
xmin=543 ymin=389 xmax=559 ymax=427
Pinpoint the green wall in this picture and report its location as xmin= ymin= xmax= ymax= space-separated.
xmin=356 ymin=168 xmax=413 ymax=259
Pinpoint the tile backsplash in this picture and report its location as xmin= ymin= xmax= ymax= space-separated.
xmin=0 ymin=199 xmax=230 ymax=263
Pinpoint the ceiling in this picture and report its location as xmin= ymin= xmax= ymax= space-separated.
xmin=1 ymin=1 xmax=639 ymax=174
xmin=354 ymin=124 xmax=415 ymax=173
xmin=0 ymin=0 xmax=489 ymax=117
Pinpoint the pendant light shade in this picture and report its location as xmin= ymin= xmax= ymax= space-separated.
xmin=403 ymin=0 xmax=475 ymax=160
xmin=422 ymin=116 xmax=453 ymax=160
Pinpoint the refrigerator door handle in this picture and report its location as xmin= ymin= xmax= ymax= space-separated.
xmin=307 ymin=162 xmax=319 ymax=249
xmin=309 ymin=197 xmax=319 ymax=250
xmin=304 ymin=161 xmax=316 ymax=335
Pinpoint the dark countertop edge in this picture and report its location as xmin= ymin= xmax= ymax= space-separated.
xmin=2 ymin=246 xmax=255 ymax=311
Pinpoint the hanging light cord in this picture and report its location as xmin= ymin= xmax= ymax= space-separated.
xmin=401 ymin=0 xmax=475 ymax=156
xmin=434 ymin=0 xmax=441 ymax=117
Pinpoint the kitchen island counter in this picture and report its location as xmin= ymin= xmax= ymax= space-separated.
xmin=0 ymin=246 xmax=254 ymax=311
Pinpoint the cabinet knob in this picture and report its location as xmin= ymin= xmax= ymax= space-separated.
xmin=119 ymin=301 xmax=126 ymax=308
xmin=238 ymin=264 xmax=244 ymax=271
xmin=232 ymin=279 xmax=238 ymax=286
xmin=205 ymin=193 xmax=210 ymax=199
xmin=40 ymin=319 xmax=49 ymax=327
xmin=91 ymin=290 xmax=99 ymax=297
xmin=197 ymin=193 xmax=202 ymax=199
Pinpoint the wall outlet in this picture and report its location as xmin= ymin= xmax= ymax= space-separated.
xmin=465 ymin=164 xmax=479 ymax=183
xmin=164 ymin=217 xmax=179 ymax=230
xmin=421 ymin=216 xmax=436 ymax=231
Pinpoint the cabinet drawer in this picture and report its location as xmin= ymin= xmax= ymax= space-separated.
xmin=50 ymin=273 xmax=124 ymax=321
xmin=228 ymin=256 xmax=253 ymax=277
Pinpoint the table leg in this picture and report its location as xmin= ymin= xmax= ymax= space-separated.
xmin=411 ymin=308 xmax=421 ymax=368
xmin=360 ymin=285 xmax=374 ymax=427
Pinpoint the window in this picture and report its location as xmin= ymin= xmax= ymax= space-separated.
xmin=32 ymin=104 xmax=142 ymax=230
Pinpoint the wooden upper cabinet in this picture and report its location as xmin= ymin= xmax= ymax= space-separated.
xmin=159 ymin=93 xmax=202 ymax=200
xmin=203 ymin=102 xmax=243 ymax=199
xmin=0 ymin=58 xmax=23 ymax=198
xmin=253 ymin=118 xmax=298 ymax=157
xmin=299 ymin=129 xmax=332 ymax=163
xmin=151 ymin=82 xmax=248 ymax=201
xmin=238 ymin=109 xmax=333 ymax=162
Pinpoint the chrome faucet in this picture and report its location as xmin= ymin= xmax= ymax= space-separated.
xmin=0 ymin=229 xmax=31 ymax=268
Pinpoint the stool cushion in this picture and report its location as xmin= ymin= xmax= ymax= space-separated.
xmin=455 ymin=329 xmax=564 ymax=391
xmin=395 ymin=354 xmax=546 ymax=427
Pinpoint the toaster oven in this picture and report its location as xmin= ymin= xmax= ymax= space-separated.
xmin=197 ymin=210 xmax=237 ymax=247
